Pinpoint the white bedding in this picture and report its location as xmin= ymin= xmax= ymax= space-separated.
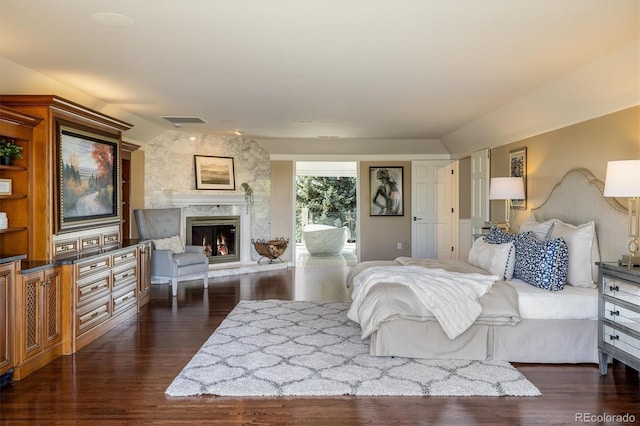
xmin=508 ymin=278 xmax=598 ymax=320
xmin=348 ymin=265 xmax=499 ymax=339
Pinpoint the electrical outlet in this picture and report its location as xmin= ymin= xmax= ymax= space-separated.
xmin=397 ymin=242 xmax=402 ymax=249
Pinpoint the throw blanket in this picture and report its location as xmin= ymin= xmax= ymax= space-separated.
xmin=348 ymin=265 xmax=499 ymax=340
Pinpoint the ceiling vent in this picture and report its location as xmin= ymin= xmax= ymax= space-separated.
xmin=161 ymin=116 xmax=206 ymax=125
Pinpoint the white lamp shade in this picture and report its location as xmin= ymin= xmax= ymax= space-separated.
xmin=604 ymin=160 xmax=640 ymax=197
xmin=489 ymin=177 xmax=525 ymax=200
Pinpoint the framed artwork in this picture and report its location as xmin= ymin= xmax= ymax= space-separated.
xmin=509 ymin=147 xmax=527 ymax=209
xmin=370 ymin=166 xmax=404 ymax=216
xmin=195 ymin=155 xmax=236 ymax=190
xmin=56 ymin=121 xmax=121 ymax=233
xmin=0 ymin=178 xmax=11 ymax=195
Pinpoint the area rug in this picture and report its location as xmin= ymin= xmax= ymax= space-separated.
xmin=166 ymin=300 xmax=540 ymax=397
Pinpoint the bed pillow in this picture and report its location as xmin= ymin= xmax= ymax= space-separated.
xmin=152 ymin=235 xmax=185 ymax=254
xmin=519 ymin=214 xmax=554 ymax=241
xmin=485 ymin=225 xmax=519 ymax=244
xmin=468 ymin=238 xmax=516 ymax=280
xmin=513 ymin=234 xmax=568 ymax=291
xmin=549 ymin=220 xmax=598 ymax=288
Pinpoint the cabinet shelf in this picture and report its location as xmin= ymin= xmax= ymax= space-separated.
xmin=0 ymin=194 xmax=27 ymax=200
xmin=0 ymin=227 xmax=27 ymax=234
xmin=0 ymin=164 xmax=27 ymax=172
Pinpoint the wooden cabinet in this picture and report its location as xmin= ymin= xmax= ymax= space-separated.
xmin=0 ymin=96 xmax=132 ymax=260
xmin=13 ymin=266 xmax=63 ymax=380
xmin=0 ymin=106 xmax=42 ymax=256
xmin=0 ymin=261 xmax=15 ymax=378
xmin=138 ymin=241 xmax=152 ymax=308
xmin=598 ymin=263 xmax=640 ymax=375
xmin=65 ymin=245 xmax=139 ymax=354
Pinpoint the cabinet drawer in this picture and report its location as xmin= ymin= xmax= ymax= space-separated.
xmin=81 ymin=235 xmax=101 ymax=251
xmin=54 ymin=239 xmax=79 ymax=257
xmin=603 ymin=325 xmax=640 ymax=360
xmin=603 ymin=277 xmax=640 ymax=306
xmin=76 ymin=256 xmax=110 ymax=278
xmin=76 ymin=296 xmax=111 ymax=335
xmin=103 ymin=232 xmax=119 ymax=246
xmin=603 ymin=301 xmax=640 ymax=334
xmin=112 ymin=263 xmax=137 ymax=289
xmin=112 ymin=248 xmax=137 ymax=266
xmin=112 ymin=284 xmax=136 ymax=314
xmin=76 ymin=270 xmax=110 ymax=305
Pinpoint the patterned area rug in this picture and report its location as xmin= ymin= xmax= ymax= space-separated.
xmin=166 ymin=300 xmax=540 ymax=397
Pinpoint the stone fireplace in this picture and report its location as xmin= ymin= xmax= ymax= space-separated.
xmin=186 ymin=216 xmax=240 ymax=264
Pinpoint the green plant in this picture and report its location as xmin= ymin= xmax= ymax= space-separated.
xmin=0 ymin=138 xmax=23 ymax=159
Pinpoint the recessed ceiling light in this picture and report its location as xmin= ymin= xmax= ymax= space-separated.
xmin=318 ymin=135 xmax=340 ymax=139
xmin=296 ymin=119 xmax=318 ymax=124
xmin=234 ymin=130 xmax=244 ymax=136
xmin=90 ymin=12 xmax=134 ymax=28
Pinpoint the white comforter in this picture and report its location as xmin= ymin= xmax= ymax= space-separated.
xmin=347 ymin=265 xmax=499 ymax=339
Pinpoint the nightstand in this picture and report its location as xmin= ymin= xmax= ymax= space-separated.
xmin=598 ymin=263 xmax=640 ymax=375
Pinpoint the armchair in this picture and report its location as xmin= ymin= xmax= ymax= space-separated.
xmin=134 ymin=208 xmax=209 ymax=297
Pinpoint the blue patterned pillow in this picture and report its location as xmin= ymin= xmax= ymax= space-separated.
xmin=485 ymin=225 xmax=525 ymax=244
xmin=513 ymin=234 xmax=569 ymax=291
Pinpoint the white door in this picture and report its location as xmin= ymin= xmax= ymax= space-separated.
xmin=471 ymin=149 xmax=490 ymax=236
xmin=411 ymin=160 xmax=455 ymax=259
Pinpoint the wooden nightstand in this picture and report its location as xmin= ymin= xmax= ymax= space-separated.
xmin=598 ymin=262 xmax=640 ymax=375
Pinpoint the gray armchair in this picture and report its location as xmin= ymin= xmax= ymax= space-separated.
xmin=134 ymin=208 xmax=209 ymax=297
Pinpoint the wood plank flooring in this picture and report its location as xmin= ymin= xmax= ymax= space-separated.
xmin=1 ymin=265 xmax=638 ymax=425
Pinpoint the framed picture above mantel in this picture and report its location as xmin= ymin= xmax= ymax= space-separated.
xmin=194 ymin=155 xmax=236 ymax=190
xmin=55 ymin=121 xmax=121 ymax=233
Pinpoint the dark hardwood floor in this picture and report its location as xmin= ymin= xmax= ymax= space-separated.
xmin=1 ymin=265 xmax=639 ymax=425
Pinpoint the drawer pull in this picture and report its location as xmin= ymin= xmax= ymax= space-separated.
xmin=91 ymin=285 xmax=99 ymax=291
xmin=121 ymin=273 xmax=129 ymax=279
xmin=89 ymin=264 xmax=98 ymax=269
xmin=91 ymin=312 xmax=99 ymax=318
xmin=609 ymin=285 xmax=619 ymax=292
xmin=609 ymin=310 xmax=620 ymax=317
xmin=609 ymin=334 xmax=619 ymax=341
xmin=122 ymin=296 xmax=129 ymax=301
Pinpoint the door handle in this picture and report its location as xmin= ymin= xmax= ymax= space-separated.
xmin=413 ymin=216 xmax=423 ymax=221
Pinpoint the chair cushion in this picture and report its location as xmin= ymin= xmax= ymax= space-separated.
xmin=173 ymin=252 xmax=206 ymax=266
xmin=152 ymin=235 xmax=185 ymax=253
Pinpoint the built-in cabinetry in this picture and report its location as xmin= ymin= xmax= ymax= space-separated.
xmin=138 ymin=241 xmax=152 ymax=307
xmin=0 ymin=106 xmax=42 ymax=256
xmin=13 ymin=265 xmax=62 ymax=380
xmin=0 ymin=261 xmax=16 ymax=380
xmin=0 ymin=95 xmax=132 ymax=260
xmin=64 ymin=245 xmax=139 ymax=353
xmin=598 ymin=263 xmax=640 ymax=375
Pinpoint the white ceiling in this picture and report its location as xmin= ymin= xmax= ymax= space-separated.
xmin=0 ymin=0 xmax=638 ymax=156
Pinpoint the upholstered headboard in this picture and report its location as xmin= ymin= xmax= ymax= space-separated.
xmin=531 ymin=168 xmax=628 ymax=264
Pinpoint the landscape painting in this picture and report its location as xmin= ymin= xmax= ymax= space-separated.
xmin=57 ymin=125 xmax=120 ymax=232
xmin=195 ymin=155 xmax=236 ymax=190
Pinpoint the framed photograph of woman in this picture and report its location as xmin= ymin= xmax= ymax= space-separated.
xmin=370 ymin=166 xmax=403 ymax=216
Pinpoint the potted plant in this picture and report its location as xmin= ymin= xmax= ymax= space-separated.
xmin=0 ymin=137 xmax=23 ymax=165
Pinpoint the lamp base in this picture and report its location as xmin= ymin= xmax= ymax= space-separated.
xmin=619 ymin=255 xmax=640 ymax=268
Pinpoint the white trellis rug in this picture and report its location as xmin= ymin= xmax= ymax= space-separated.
xmin=166 ymin=300 xmax=540 ymax=397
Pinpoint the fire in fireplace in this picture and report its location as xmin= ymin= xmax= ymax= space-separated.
xmin=186 ymin=216 xmax=240 ymax=264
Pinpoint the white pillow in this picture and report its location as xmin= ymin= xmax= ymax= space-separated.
xmin=519 ymin=213 xmax=554 ymax=240
xmin=549 ymin=220 xmax=598 ymax=288
xmin=152 ymin=235 xmax=185 ymax=254
xmin=468 ymin=238 xmax=515 ymax=280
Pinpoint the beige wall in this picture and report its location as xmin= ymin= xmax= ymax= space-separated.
xmin=458 ymin=157 xmax=471 ymax=219
xmin=270 ymin=161 xmax=294 ymax=262
xmin=490 ymin=106 xmax=640 ymax=228
xmin=359 ymin=161 xmax=412 ymax=261
xmin=130 ymin=149 xmax=145 ymax=239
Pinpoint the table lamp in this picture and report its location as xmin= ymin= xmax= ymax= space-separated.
xmin=489 ymin=177 xmax=525 ymax=232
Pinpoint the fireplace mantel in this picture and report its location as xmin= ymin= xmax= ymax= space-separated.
xmin=166 ymin=191 xmax=265 ymax=207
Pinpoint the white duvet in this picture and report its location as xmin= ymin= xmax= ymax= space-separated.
xmin=347 ymin=265 xmax=499 ymax=339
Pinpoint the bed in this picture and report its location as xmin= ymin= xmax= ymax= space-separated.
xmin=347 ymin=168 xmax=629 ymax=363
